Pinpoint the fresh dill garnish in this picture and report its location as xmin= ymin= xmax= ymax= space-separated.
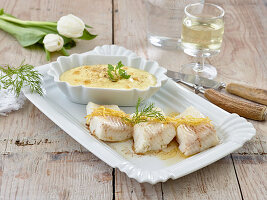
xmin=128 ymin=98 xmax=165 ymax=124
xmin=107 ymin=61 xmax=131 ymax=82
xmin=0 ymin=62 xmax=44 ymax=96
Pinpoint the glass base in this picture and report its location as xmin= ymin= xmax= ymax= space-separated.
xmin=148 ymin=34 xmax=181 ymax=50
xmin=180 ymin=63 xmax=217 ymax=79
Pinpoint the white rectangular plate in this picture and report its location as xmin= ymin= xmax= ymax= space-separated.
xmin=23 ymin=47 xmax=255 ymax=184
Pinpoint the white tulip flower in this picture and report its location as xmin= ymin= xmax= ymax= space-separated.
xmin=43 ymin=34 xmax=64 ymax=52
xmin=57 ymin=14 xmax=85 ymax=38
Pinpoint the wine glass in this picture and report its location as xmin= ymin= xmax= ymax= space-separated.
xmin=180 ymin=3 xmax=225 ymax=79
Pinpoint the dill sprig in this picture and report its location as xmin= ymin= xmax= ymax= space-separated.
xmin=0 ymin=62 xmax=44 ymax=96
xmin=128 ymin=98 xmax=165 ymax=124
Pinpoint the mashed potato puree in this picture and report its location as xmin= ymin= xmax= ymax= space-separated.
xmin=60 ymin=65 xmax=157 ymax=90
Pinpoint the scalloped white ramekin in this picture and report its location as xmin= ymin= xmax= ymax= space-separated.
xmin=47 ymin=45 xmax=168 ymax=105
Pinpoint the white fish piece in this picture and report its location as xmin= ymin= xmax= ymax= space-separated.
xmin=133 ymin=122 xmax=176 ymax=154
xmin=86 ymin=102 xmax=133 ymax=142
xmin=176 ymin=107 xmax=219 ymax=156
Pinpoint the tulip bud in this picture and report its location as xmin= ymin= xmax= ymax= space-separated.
xmin=57 ymin=14 xmax=85 ymax=38
xmin=43 ymin=34 xmax=64 ymax=52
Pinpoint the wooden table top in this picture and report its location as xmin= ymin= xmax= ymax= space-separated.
xmin=0 ymin=0 xmax=266 ymax=199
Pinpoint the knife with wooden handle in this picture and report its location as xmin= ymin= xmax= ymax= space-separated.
xmin=166 ymin=70 xmax=267 ymax=106
xmin=204 ymin=89 xmax=267 ymax=121
xmin=226 ymin=83 xmax=267 ymax=106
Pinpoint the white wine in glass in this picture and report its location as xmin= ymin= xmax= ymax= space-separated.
xmin=180 ymin=3 xmax=225 ymax=79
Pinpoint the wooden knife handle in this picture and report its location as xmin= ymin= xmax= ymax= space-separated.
xmin=226 ymin=83 xmax=267 ymax=106
xmin=204 ymin=89 xmax=267 ymax=121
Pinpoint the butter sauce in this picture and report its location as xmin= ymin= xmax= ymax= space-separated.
xmin=107 ymin=140 xmax=187 ymax=166
xmin=60 ymin=65 xmax=157 ymax=90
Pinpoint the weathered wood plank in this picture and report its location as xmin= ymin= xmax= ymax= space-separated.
xmin=113 ymin=1 xmax=165 ymax=198
xmin=232 ymin=154 xmax=267 ymax=200
xmin=0 ymin=101 xmax=87 ymax=154
xmin=0 ymin=152 xmax=113 ymax=199
xmin=115 ymin=171 xmax=162 ymax=200
xmin=162 ymin=156 xmax=242 ymax=200
xmin=113 ymin=0 xmax=166 ymax=198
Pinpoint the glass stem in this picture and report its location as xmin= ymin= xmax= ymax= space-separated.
xmin=201 ymin=55 xmax=205 ymax=71
xmin=194 ymin=56 xmax=205 ymax=72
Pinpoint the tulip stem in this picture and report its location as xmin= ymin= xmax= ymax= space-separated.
xmin=60 ymin=47 xmax=69 ymax=56
xmin=45 ymin=48 xmax=51 ymax=61
xmin=0 ymin=15 xmax=57 ymax=27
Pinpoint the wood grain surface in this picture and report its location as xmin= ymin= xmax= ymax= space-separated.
xmin=162 ymin=156 xmax=242 ymax=200
xmin=0 ymin=0 xmax=266 ymax=199
xmin=0 ymin=152 xmax=113 ymax=199
xmin=232 ymin=154 xmax=267 ymax=200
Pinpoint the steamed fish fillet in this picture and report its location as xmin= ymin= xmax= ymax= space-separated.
xmin=86 ymin=102 xmax=133 ymax=142
xmin=89 ymin=116 xmax=133 ymax=142
xmin=176 ymin=106 xmax=219 ymax=156
xmin=133 ymin=122 xmax=176 ymax=154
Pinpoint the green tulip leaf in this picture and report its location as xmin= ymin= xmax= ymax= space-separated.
xmin=79 ymin=28 xmax=97 ymax=40
xmin=0 ymin=19 xmax=46 ymax=47
xmin=85 ymin=24 xmax=93 ymax=28
xmin=64 ymin=40 xmax=76 ymax=49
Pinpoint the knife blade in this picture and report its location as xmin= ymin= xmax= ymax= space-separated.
xmin=166 ymin=70 xmax=225 ymax=89
xmin=166 ymin=70 xmax=267 ymax=106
